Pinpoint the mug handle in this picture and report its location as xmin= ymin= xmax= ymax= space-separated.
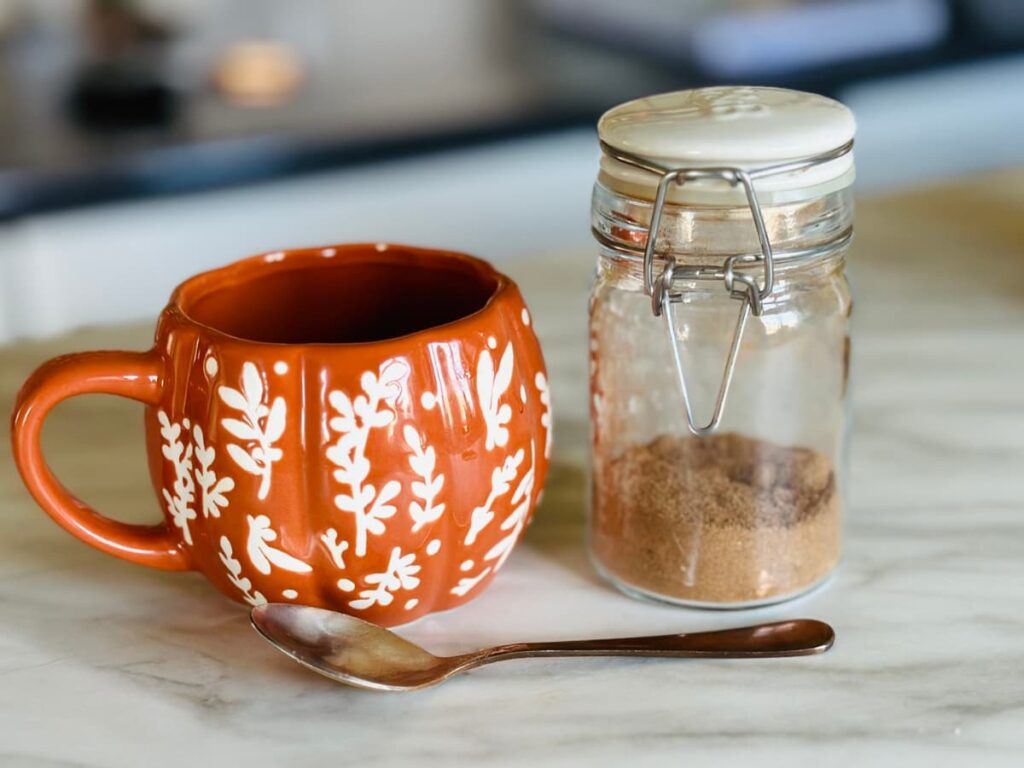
xmin=11 ymin=350 xmax=192 ymax=571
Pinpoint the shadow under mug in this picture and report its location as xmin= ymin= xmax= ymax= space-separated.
xmin=11 ymin=243 xmax=551 ymax=626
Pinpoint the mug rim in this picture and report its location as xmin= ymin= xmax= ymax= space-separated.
xmin=166 ymin=242 xmax=514 ymax=348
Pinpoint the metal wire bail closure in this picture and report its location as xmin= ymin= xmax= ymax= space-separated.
xmin=600 ymin=139 xmax=853 ymax=436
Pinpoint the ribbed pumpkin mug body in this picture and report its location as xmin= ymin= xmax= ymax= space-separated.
xmin=13 ymin=244 xmax=550 ymax=626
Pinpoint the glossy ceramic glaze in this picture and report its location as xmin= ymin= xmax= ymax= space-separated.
xmin=11 ymin=244 xmax=551 ymax=626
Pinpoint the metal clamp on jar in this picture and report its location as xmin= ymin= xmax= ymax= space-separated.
xmin=589 ymin=87 xmax=856 ymax=607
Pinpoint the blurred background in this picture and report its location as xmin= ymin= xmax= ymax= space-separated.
xmin=1 ymin=0 xmax=1022 ymax=342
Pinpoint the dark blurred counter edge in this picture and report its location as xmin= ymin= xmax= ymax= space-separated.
xmin=0 ymin=109 xmax=598 ymax=223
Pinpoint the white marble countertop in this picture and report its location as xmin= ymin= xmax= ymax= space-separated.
xmin=2 ymin=171 xmax=1024 ymax=767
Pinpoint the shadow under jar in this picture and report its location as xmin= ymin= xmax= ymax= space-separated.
xmin=589 ymin=87 xmax=855 ymax=608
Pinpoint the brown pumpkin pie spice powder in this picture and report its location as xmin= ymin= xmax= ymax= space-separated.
xmin=592 ymin=432 xmax=840 ymax=604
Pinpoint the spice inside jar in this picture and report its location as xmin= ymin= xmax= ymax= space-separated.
xmin=592 ymin=433 xmax=840 ymax=604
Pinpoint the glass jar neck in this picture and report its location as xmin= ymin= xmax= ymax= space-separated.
xmin=592 ymin=182 xmax=854 ymax=279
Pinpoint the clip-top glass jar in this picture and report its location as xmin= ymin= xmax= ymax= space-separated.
xmin=589 ymin=87 xmax=855 ymax=607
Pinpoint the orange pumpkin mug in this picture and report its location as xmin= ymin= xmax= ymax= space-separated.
xmin=11 ymin=244 xmax=551 ymax=626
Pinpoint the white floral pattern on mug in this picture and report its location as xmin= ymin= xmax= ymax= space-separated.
xmin=245 ymin=514 xmax=312 ymax=575
xmin=477 ymin=341 xmax=513 ymax=451
xmin=325 ymin=359 xmax=409 ymax=557
xmin=218 ymin=362 xmax=286 ymax=500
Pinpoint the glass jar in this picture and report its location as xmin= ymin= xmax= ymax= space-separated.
xmin=589 ymin=87 xmax=855 ymax=608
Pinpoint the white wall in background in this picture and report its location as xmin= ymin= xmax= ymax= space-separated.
xmin=839 ymin=54 xmax=1024 ymax=190
xmin=2 ymin=53 xmax=1023 ymax=343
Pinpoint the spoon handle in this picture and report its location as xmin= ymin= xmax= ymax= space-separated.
xmin=475 ymin=619 xmax=833 ymax=664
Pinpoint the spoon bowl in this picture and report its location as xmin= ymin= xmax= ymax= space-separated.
xmin=251 ymin=603 xmax=448 ymax=691
xmin=251 ymin=604 xmax=835 ymax=692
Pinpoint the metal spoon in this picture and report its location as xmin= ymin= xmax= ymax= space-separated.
xmin=250 ymin=603 xmax=834 ymax=692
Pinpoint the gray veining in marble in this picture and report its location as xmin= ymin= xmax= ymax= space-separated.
xmin=1 ymin=173 xmax=1023 ymax=767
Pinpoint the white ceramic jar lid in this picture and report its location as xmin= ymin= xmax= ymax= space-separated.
xmin=598 ymin=86 xmax=856 ymax=205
